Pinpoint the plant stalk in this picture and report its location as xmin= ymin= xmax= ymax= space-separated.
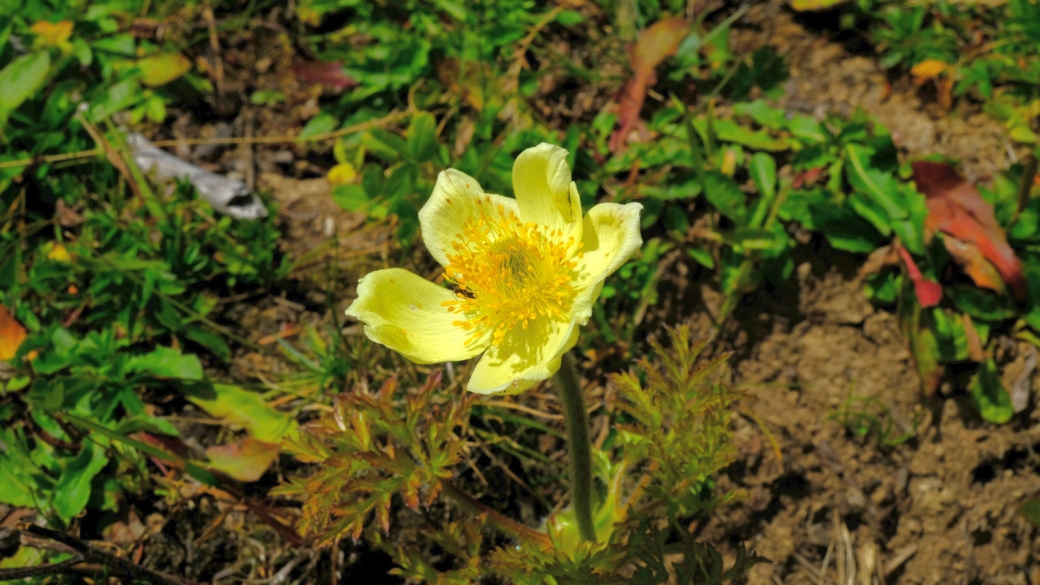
xmin=555 ymin=351 xmax=596 ymax=543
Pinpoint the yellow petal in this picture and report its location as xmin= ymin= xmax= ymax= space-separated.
xmin=467 ymin=318 xmax=579 ymax=394
xmin=570 ymin=202 xmax=643 ymax=323
xmin=345 ymin=268 xmax=488 ymax=363
xmin=419 ymin=169 xmax=518 ymax=267
xmin=512 ymin=143 xmax=583 ymax=244
xmin=327 ymin=162 xmax=357 ymax=186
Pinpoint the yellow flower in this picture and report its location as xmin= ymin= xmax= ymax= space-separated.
xmin=346 ymin=143 xmax=642 ymax=394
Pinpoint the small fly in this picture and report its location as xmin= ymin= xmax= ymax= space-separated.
xmin=449 ymin=282 xmax=477 ymax=300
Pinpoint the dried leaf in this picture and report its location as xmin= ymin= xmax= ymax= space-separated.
xmin=610 ymin=18 xmax=689 ymax=152
xmin=0 ymin=306 xmax=27 ymax=361
xmin=897 ymin=247 xmax=942 ymax=307
xmin=291 ymin=60 xmax=357 ymax=92
xmin=858 ymin=242 xmax=899 ymax=280
xmin=205 ymin=437 xmax=281 ymax=482
xmin=912 ymin=161 xmax=1026 ymax=300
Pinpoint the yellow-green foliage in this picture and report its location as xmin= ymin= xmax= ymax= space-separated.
xmin=277 ymin=325 xmax=759 ymax=583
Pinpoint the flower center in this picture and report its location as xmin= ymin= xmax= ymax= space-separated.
xmin=441 ymin=203 xmax=582 ymax=346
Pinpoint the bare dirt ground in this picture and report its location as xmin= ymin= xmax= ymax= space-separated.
xmin=697 ymin=6 xmax=1040 ymax=584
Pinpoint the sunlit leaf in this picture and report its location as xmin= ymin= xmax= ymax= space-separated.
xmin=135 ymin=52 xmax=191 ymax=87
xmin=182 ymin=382 xmax=297 ymax=443
xmin=0 ymin=305 xmax=27 ymax=361
xmin=205 ymin=437 xmax=280 ymax=482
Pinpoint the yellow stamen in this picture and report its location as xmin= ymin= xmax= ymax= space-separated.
xmin=441 ymin=199 xmax=582 ymax=346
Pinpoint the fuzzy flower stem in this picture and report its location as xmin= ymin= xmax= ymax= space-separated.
xmin=555 ymin=351 xmax=596 ymax=543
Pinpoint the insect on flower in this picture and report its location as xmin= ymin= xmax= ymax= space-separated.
xmin=345 ymin=143 xmax=642 ymax=394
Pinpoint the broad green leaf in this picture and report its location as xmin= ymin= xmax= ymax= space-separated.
xmin=844 ymin=144 xmax=906 ymax=221
xmin=406 ymin=112 xmax=438 ymax=163
xmin=127 ymin=346 xmax=203 ymax=380
xmin=948 ymin=286 xmax=1018 ymax=322
xmin=749 ymin=153 xmax=776 ymax=202
xmin=135 ymin=52 xmax=191 ymax=87
xmin=701 ymin=171 xmax=747 ymax=224
xmin=181 ymin=382 xmax=296 ymax=443
xmin=53 ymin=441 xmax=110 ymax=521
xmin=299 ymin=110 xmax=339 ymax=139
xmin=333 ymin=184 xmax=369 ymax=211
xmin=969 ymin=359 xmax=1014 ymax=424
xmin=0 ymin=52 xmax=51 ymax=112
xmin=205 ymin=437 xmax=281 ymax=482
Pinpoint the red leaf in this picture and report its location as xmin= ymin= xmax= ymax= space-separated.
xmin=609 ymin=18 xmax=689 ymax=152
xmin=897 ymin=246 xmax=943 ymax=307
xmin=912 ymin=161 xmax=1026 ymax=300
xmin=290 ymin=60 xmax=356 ymax=92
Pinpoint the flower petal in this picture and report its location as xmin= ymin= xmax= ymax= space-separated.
xmin=345 ymin=268 xmax=489 ymax=363
xmin=569 ymin=202 xmax=644 ymax=324
xmin=419 ymin=169 xmax=519 ymax=268
xmin=467 ymin=318 xmax=579 ymax=395
xmin=512 ymin=143 xmax=583 ymax=243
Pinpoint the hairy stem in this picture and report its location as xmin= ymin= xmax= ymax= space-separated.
xmin=555 ymin=351 xmax=596 ymax=543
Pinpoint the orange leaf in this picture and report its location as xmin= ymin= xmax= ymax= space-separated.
xmin=910 ymin=59 xmax=948 ymax=86
xmin=941 ymin=237 xmax=1007 ymax=294
xmin=205 ymin=438 xmax=280 ymax=483
xmin=912 ymin=161 xmax=1026 ymax=300
xmin=0 ymin=306 xmax=27 ymax=361
xmin=610 ymin=17 xmax=689 ymax=152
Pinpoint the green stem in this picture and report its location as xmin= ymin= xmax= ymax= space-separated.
xmin=555 ymin=351 xmax=596 ymax=543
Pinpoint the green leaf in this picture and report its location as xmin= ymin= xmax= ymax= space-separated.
xmin=127 ymin=346 xmax=204 ymax=380
xmin=844 ymin=144 xmax=906 ymax=221
xmin=183 ymin=328 xmax=231 ymax=363
xmin=299 ymin=111 xmax=340 ymax=139
xmin=53 ymin=441 xmax=110 ymax=521
xmin=701 ymin=171 xmax=747 ymax=224
xmin=406 ymin=112 xmax=438 ymax=163
xmin=749 ymin=153 xmax=776 ymax=202
xmin=135 ymin=52 xmax=191 ymax=87
xmin=181 ymin=382 xmax=296 ymax=443
xmin=969 ymin=359 xmax=1014 ymax=424
xmin=333 ymin=184 xmax=369 ymax=211
xmin=1020 ymin=498 xmax=1040 ymax=528
xmin=0 ymin=52 xmax=51 ymax=112
xmin=948 ymin=286 xmax=1018 ymax=322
